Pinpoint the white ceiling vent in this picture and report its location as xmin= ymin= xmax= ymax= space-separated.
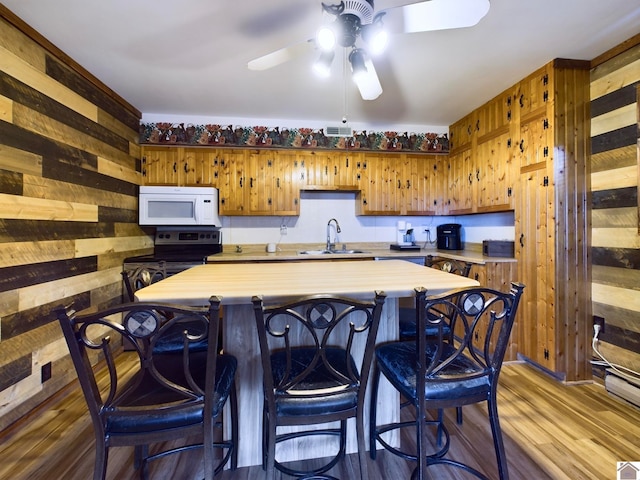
xmin=325 ymin=126 xmax=353 ymax=137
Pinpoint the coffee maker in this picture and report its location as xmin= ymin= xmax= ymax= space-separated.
xmin=390 ymin=221 xmax=420 ymax=250
xmin=437 ymin=223 xmax=462 ymax=250
xmin=396 ymin=221 xmax=412 ymax=245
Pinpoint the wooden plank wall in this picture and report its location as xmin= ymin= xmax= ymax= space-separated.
xmin=0 ymin=7 xmax=151 ymax=430
xmin=590 ymin=39 xmax=640 ymax=378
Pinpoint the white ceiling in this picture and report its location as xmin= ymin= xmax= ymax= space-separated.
xmin=4 ymin=0 xmax=640 ymax=131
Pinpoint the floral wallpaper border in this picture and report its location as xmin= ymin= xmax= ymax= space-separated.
xmin=139 ymin=122 xmax=449 ymax=153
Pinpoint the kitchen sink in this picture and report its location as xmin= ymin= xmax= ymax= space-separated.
xmin=298 ymin=249 xmax=369 ymax=255
xmin=330 ymin=249 xmax=369 ymax=254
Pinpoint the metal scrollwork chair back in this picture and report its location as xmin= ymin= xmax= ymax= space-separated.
xmin=54 ymin=297 xmax=237 ymax=480
xmin=252 ymin=291 xmax=386 ymax=480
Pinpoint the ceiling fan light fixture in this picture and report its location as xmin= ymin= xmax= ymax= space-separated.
xmin=313 ymin=49 xmax=335 ymax=77
xmin=354 ymin=57 xmax=382 ymax=100
xmin=316 ymin=25 xmax=337 ymax=50
xmin=349 ymin=48 xmax=368 ymax=81
xmin=363 ymin=26 xmax=388 ymax=55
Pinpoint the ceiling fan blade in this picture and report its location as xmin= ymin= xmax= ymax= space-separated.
xmin=382 ymin=0 xmax=490 ymax=34
xmin=354 ymin=59 xmax=383 ymax=100
xmin=248 ymin=39 xmax=315 ymax=71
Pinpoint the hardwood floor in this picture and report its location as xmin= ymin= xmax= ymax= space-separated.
xmin=0 ymin=360 xmax=638 ymax=479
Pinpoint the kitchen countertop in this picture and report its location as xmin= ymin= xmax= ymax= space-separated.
xmin=206 ymin=242 xmax=516 ymax=264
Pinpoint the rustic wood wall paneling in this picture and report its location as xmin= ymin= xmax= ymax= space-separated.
xmin=45 ymin=56 xmax=140 ymax=133
xmin=590 ymin=41 xmax=640 ymax=377
xmin=591 ymin=144 xmax=636 ymax=172
xmin=0 ymin=6 xmax=144 ymax=430
xmin=0 ymin=356 xmax=31 ymax=392
xmin=0 ymin=70 xmax=129 ymax=152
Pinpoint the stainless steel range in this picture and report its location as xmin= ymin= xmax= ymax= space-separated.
xmin=124 ymin=227 xmax=223 ymax=276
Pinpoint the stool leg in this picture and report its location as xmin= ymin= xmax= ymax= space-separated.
xmin=368 ymin=362 xmax=381 ymax=459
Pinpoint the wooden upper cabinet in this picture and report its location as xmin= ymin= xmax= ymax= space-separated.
xmin=356 ymin=153 xmax=401 ymax=215
xmin=303 ymin=150 xmax=359 ymax=190
xmin=182 ymin=148 xmax=220 ymax=186
xmin=449 ymin=111 xmax=477 ymax=151
xmin=141 ymin=146 xmax=220 ymax=186
xmin=445 ymin=147 xmax=474 ymax=215
xmin=476 ymin=132 xmax=516 ymax=211
xmin=476 ymin=89 xmax=514 ymax=140
xmin=246 ymin=150 xmax=302 ymax=216
xmin=518 ymin=113 xmax=553 ymax=168
xmin=446 ymin=84 xmax=517 ymax=215
xmin=218 ymin=149 xmax=249 ymax=215
xmin=141 ymin=146 xmax=182 ymax=185
xmin=401 ymin=154 xmax=438 ymax=216
xmin=517 ymin=63 xmax=553 ymax=120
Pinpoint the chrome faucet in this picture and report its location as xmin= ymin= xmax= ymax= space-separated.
xmin=326 ymin=218 xmax=341 ymax=251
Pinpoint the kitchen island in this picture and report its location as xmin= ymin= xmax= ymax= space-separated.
xmin=134 ymin=260 xmax=479 ymax=467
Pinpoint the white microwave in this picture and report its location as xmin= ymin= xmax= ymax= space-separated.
xmin=138 ymin=186 xmax=221 ymax=226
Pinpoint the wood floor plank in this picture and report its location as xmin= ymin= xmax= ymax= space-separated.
xmin=1 ymin=359 xmax=639 ymax=479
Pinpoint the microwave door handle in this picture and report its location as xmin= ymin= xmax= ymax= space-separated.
xmin=194 ymin=199 xmax=198 ymax=223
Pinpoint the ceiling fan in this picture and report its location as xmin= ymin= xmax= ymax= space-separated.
xmin=248 ymin=0 xmax=490 ymax=101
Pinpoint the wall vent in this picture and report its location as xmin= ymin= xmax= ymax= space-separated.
xmin=325 ymin=126 xmax=353 ymax=137
xmin=605 ymin=369 xmax=640 ymax=408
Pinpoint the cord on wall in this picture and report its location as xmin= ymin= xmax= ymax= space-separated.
xmin=591 ymin=326 xmax=640 ymax=379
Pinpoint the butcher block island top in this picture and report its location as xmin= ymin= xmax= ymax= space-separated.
xmin=134 ymin=259 xmax=480 ymax=305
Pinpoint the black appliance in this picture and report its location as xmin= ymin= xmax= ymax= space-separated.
xmin=437 ymin=223 xmax=462 ymax=250
xmin=123 ymin=227 xmax=222 ymax=276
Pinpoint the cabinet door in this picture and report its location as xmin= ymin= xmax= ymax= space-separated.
xmin=246 ymin=150 xmax=302 ymax=216
xmin=476 ymin=132 xmax=515 ymax=210
xmin=218 ymin=149 xmax=248 ymax=215
xmin=401 ymin=154 xmax=437 ymax=215
xmin=476 ymin=90 xmax=514 ymax=139
xmin=272 ymin=151 xmax=302 ymax=215
xmin=304 ymin=150 xmax=358 ymax=188
xmin=356 ymin=154 xmax=400 ymax=215
xmin=141 ymin=146 xmax=182 ymax=185
xmin=516 ymin=164 xmax=556 ymax=371
xmin=446 ymin=148 xmax=474 ymax=215
xmin=449 ymin=112 xmax=476 ymax=150
xmin=304 ymin=151 xmax=332 ymax=188
xmin=433 ymin=155 xmax=448 ymax=215
xmin=182 ymin=148 xmax=220 ymax=186
xmin=517 ymin=64 xmax=553 ymax=118
xmin=519 ymin=115 xmax=552 ymax=168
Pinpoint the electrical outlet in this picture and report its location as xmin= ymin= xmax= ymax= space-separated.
xmin=41 ymin=362 xmax=52 ymax=383
xmin=423 ymin=227 xmax=431 ymax=235
xmin=593 ymin=315 xmax=605 ymax=334
xmin=280 ymin=225 xmax=287 ymax=235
